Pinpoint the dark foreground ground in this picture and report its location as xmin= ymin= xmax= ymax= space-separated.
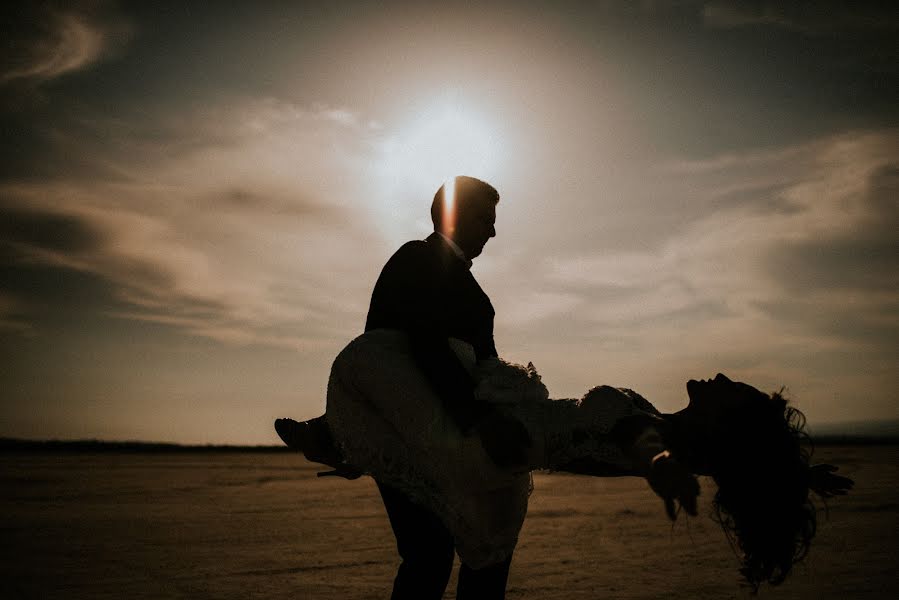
xmin=1 ymin=446 xmax=896 ymax=599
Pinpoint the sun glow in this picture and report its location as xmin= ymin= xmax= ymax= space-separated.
xmin=368 ymin=96 xmax=504 ymax=243
xmin=376 ymin=99 xmax=503 ymax=192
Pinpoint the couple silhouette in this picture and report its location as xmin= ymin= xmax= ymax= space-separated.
xmin=275 ymin=176 xmax=852 ymax=599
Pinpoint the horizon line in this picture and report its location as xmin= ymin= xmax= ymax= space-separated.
xmin=2 ymin=433 xmax=898 ymax=452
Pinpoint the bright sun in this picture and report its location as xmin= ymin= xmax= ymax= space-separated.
xmin=376 ymin=99 xmax=503 ymax=191
xmin=368 ymin=96 xmax=504 ymax=243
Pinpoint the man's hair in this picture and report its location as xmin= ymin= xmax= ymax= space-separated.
xmin=431 ymin=176 xmax=500 ymax=229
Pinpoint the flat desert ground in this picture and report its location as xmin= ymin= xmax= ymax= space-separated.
xmin=1 ymin=446 xmax=896 ymax=599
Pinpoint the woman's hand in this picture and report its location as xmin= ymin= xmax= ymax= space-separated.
xmin=647 ymin=451 xmax=700 ymax=520
xmin=808 ymin=463 xmax=854 ymax=498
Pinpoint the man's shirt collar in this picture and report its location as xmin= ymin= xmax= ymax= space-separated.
xmin=435 ymin=231 xmax=473 ymax=268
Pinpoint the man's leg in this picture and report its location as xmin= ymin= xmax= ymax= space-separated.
xmin=377 ymin=480 xmax=455 ymax=600
xmin=456 ymin=554 xmax=513 ymax=600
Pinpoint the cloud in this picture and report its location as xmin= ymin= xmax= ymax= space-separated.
xmin=0 ymin=194 xmax=170 ymax=321
xmin=647 ymin=129 xmax=898 ymax=327
xmin=0 ymin=292 xmax=31 ymax=333
xmin=760 ymin=159 xmax=899 ymax=348
xmin=500 ymin=291 xmax=585 ymax=327
xmin=0 ymin=199 xmax=107 ymax=253
xmin=0 ymin=96 xmax=393 ymax=349
xmin=490 ymin=128 xmax=899 ymax=412
xmin=314 ymin=105 xmax=359 ymax=127
xmin=701 ymin=1 xmax=899 ymax=34
xmin=0 ymin=1 xmax=131 ymax=84
xmin=768 ymin=234 xmax=898 ymax=293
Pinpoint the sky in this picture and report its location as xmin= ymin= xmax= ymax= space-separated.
xmin=1 ymin=0 xmax=897 ymax=444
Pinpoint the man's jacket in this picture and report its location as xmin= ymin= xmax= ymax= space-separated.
xmin=365 ymin=232 xmax=496 ymax=432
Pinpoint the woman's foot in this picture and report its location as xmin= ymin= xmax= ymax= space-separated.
xmin=274 ymin=416 xmax=344 ymax=467
xmin=274 ymin=418 xmax=305 ymax=449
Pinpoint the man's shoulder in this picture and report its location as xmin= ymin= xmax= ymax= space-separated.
xmin=395 ymin=238 xmax=430 ymax=254
xmin=387 ymin=236 xmax=440 ymax=264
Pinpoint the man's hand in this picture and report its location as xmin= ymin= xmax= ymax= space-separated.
xmin=647 ymin=451 xmax=700 ymax=520
xmin=475 ymin=411 xmax=532 ymax=470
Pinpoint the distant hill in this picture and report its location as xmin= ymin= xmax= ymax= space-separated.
xmin=3 ymin=419 xmax=899 ymax=453
xmin=808 ymin=419 xmax=899 ymax=444
xmin=0 ymin=438 xmax=290 ymax=453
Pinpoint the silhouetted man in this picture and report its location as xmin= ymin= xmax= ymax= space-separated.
xmin=365 ymin=176 xmax=522 ymax=600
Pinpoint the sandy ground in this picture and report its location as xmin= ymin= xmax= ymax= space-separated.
xmin=1 ymin=446 xmax=896 ymax=599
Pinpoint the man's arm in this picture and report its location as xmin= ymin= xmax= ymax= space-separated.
xmin=366 ymin=242 xmax=488 ymax=432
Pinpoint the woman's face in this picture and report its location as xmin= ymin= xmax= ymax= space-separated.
xmin=670 ymin=373 xmax=770 ymax=474
xmin=683 ymin=373 xmax=768 ymax=428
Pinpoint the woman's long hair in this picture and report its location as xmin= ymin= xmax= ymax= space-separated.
xmin=706 ymin=389 xmax=817 ymax=592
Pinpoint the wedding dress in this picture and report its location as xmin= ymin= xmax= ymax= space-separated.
xmin=325 ymin=329 xmax=661 ymax=568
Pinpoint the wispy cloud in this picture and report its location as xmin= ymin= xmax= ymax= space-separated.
xmin=0 ymin=292 xmax=31 ymax=333
xmin=561 ymin=129 xmax=899 ymax=329
xmin=488 ymin=128 xmax=899 ymax=413
xmin=1 ymin=2 xmax=131 ymax=84
xmin=701 ymin=1 xmax=899 ymax=34
xmin=0 ymin=97 xmax=392 ymax=349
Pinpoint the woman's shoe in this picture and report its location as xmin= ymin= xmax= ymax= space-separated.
xmin=274 ymin=416 xmax=345 ymax=468
xmin=274 ymin=418 xmax=305 ymax=449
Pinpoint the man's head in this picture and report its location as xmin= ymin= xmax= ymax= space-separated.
xmin=431 ymin=176 xmax=499 ymax=259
